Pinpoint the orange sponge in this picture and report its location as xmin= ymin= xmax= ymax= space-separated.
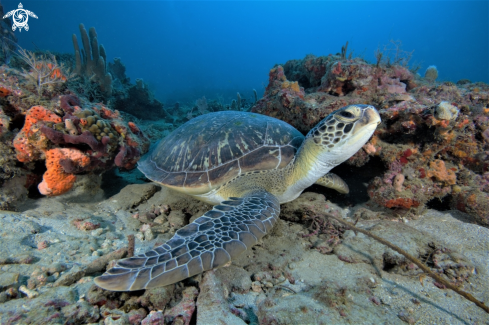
xmin=426 ymin=160 xmax=457 ymax=185
xmin=38 ymin=148 xmax=90 ymax=196
xmin=14 ymin=106 xmax=62 ymax=162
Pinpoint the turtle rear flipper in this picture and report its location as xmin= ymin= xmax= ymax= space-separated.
xmin=94 ymin=190 xmax=280 ymax=291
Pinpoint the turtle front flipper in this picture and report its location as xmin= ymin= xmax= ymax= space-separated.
xmin=315 ymin=173 xmax=349 ymax=194
xmin=94 ymin=190 xmax=280 ymax=291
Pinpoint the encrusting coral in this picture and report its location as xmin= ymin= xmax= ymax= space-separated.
xmin=11 ymin=94 xmax=149 ymax=197
xmin=0 ymin=28 xmax=155 ymax=207
xmin=393 ymin=173 xmax=405 ymax=192
xmin=434 ymin=101 xmax=459 ymax=121
xmin=13 ymin=105 xmax=62 ymax=162
xmin=426 ymin=159 xmax=457 ymax=185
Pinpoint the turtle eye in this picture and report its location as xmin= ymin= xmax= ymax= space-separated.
xmin=340 ymin=111 xmax=354 ymax=118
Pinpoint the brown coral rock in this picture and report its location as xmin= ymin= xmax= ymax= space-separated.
xmin=426 ymin=160 xmax=457 ymax=185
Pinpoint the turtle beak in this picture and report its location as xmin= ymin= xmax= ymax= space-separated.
xmin=350 ymin=106 xmax=381 ymax=142
xmin=362 ymin=106 xmax=381 ymax=127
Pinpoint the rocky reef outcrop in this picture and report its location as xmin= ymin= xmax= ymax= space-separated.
xmin=0 ymin=52 xmax=149 ymax=208
xmin=253 ymin=53 xmax=489 ymax=226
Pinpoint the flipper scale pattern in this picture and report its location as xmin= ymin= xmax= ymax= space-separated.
xmin=94 ymin=190 xmax=279 ymax=291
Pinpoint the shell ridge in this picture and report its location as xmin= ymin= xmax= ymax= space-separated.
xmin=289 ymin=135 xmax=304 ymax=145
xmin=147 ymin=144 xmax=296 ymax=174
xmin=263 ymin=121 xmax=270 ymax=145
xmin=183 ymin=115 xmax=243 ymax=172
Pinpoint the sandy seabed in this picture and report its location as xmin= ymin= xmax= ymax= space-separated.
xmin=0 ymin=181 xmax=488 ymax=325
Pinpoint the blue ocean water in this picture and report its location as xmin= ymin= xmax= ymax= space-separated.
xmin=2 ymin=0 xmax=488 ymax=104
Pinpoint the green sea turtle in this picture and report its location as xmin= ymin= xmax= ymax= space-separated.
xmin=95 ymin=104 xmax=380 ymax=291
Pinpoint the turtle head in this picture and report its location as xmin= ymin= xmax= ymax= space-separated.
xmin=306 ymin=104 xmax=381 ymax=166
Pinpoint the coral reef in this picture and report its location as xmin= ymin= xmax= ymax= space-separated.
xmin=112 ymin=78 xmax=167 ymax=120
xmin=71 ymin=24 xmax=166 ymax=120
xmin=0 ymin=31 xmax=488 ymax=322
xmin=0 ymin=56 xmax=73 ymax=209
xmin=108 ymin=57 xmax=129 ymax=85
xmin=253 ymin=54 xmax=416 ymax=134
xmin=38 ymin=148 xmax=90 ymax=196
xmin=72 ymin=24 xmax=112 ymax=96
xmin=0 ymin=26 xmax=165 ymax=208
xmin=252 ymin=53 xmax=489 ymax=226
xmin=0 ymin=51 xmax=149 ymax=207
xmin=11 ymin=95 xmax=149 ymax=197
xmin=0 ymin=110 xmax=26 ymax=209
xmin=17 ymin=49 xmax=71 ymax=96
xmin=13 ymin=105 xmax=62 ymax=162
